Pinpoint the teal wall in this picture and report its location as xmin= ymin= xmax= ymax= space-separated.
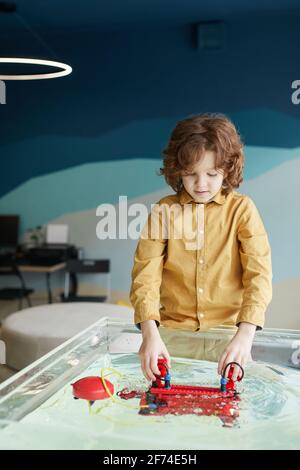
xmin=0 ymin=12 xmax=300 ymax=295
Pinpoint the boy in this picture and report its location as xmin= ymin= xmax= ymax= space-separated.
xmin=130 ymin=113 xmax=272 ymax=383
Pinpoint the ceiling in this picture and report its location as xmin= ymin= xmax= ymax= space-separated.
xmin=1 ymin=0 xmax=300 ymax=35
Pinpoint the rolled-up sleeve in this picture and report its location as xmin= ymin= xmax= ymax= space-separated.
xmin=236 ymin=197 xmax=273 ymax=330
xmin=129 ymin=203 xmax=167 ymax=328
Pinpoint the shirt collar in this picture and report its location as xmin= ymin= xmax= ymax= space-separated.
xmin=178 ymin=187 xmax=227 ymax=205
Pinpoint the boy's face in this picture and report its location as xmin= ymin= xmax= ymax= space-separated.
xmin=181 ymin=150 xmax=225 ymax=203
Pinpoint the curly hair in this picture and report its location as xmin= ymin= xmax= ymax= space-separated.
xmin=159 ymin=113 xmax=244 ymax=195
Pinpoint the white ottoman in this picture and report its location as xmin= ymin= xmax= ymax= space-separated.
xmin=1 ymin=302 xmax=140 ymax=371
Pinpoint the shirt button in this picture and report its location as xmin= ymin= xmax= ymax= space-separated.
xmin=198 ymin=287 xmax=204 ymax=294
xmin=199 ymin=259 xmax=204 ymax=264
xmin=198 ymin=312 xmax=205 ymax=318
xmin=200 ymin=230 xmax=204 ymax=234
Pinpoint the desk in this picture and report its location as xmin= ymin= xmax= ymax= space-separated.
xmin=18 ymin=262 xmax=66 ymax=304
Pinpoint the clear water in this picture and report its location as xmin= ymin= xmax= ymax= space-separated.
xmin=0 ymin=353 xmax=299 ymax=450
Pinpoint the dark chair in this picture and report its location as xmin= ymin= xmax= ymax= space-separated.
xmin=0 ymin=255 xmax=34 ymax=310
xmin=61 ymin=259 xmax=111 ymax=303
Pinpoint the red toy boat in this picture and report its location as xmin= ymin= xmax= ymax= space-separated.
xmin=72 ymin=376 xmax=114 ymax=404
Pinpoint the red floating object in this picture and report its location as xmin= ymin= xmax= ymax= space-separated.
xmin=119 ymin=359 xmax=244 ymax=427
xmin=72 ymin=376 xmax=114 ymax=401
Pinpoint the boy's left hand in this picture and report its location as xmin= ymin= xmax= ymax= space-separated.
xmin=218 ymin=322 xmax=256 ymax=381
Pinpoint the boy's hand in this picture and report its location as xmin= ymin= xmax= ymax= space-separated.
xmin=218 ymin=322 xmax=256 ymax=380
xmin=139 ymin=320 xmax=171 ymax=381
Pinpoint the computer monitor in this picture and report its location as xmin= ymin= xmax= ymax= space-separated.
xmin=0 ymin=215 xmax=19 ymax=251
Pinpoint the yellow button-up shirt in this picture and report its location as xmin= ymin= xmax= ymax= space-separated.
xmin=130 ymin=187 xmax=272 ymax=331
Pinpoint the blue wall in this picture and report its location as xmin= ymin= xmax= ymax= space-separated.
xmin=0 ymin=11 xmax=300 ymax=199
xmin=0 ymin=11 xmax=300 ymax=304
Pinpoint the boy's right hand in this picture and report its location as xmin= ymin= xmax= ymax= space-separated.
xmin=139 ymin=320 xmax=171 ymax=382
